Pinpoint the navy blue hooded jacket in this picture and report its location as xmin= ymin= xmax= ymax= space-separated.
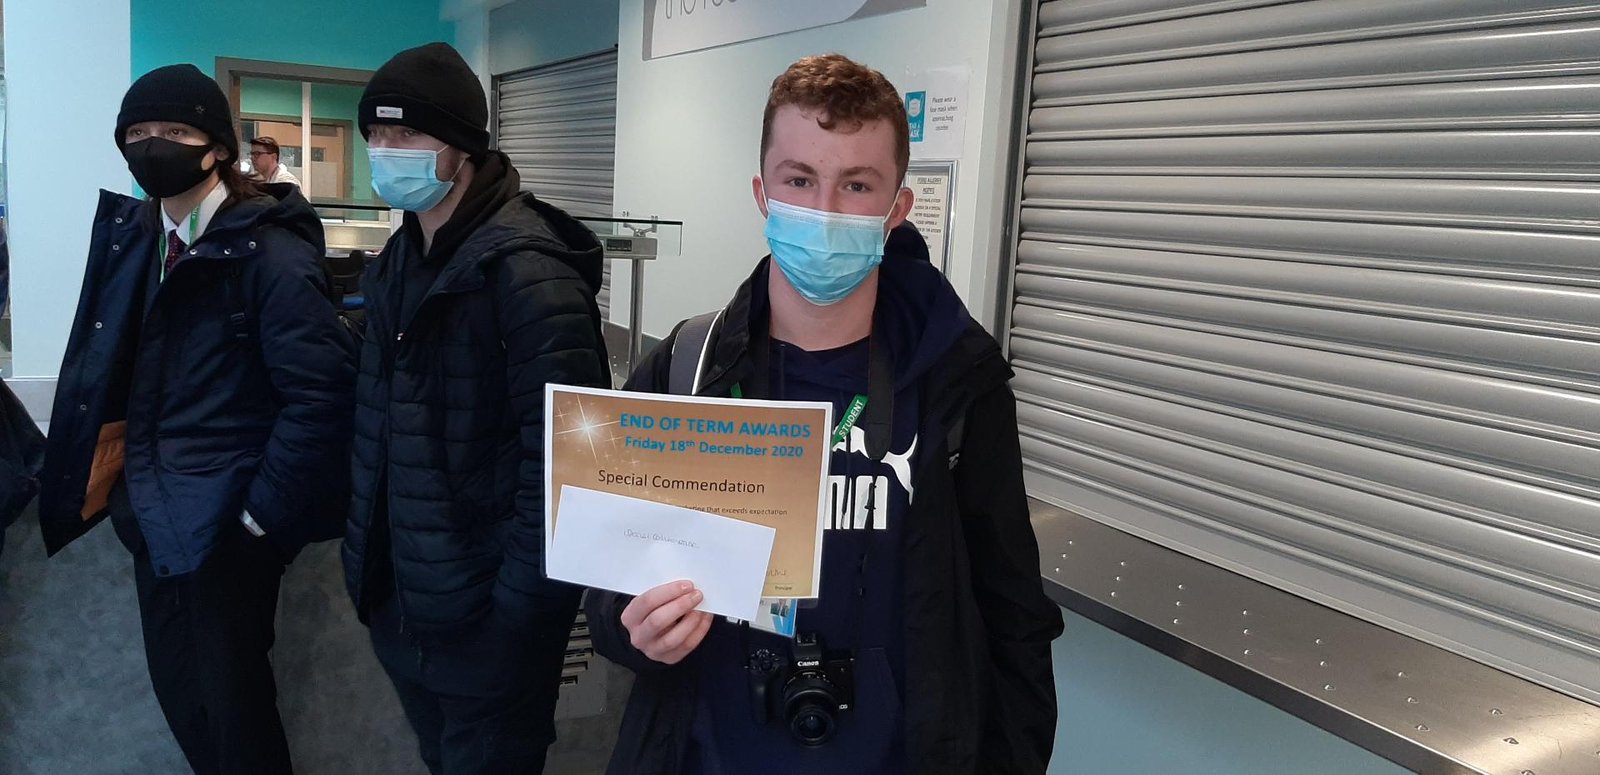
xmin=40 ymin=184 xmax=356 ymax=575
xmin=0 ymin=378 xmax=43 ymax=559
xmin=2 ymin=229 xmax=45 ymax=557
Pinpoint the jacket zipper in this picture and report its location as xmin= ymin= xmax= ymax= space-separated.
xmin=382 ymin=319 xmax=411 ymax=637
xmin=144 ymin=254 xmax=212 ymax=571
xmin=388 ymin=301 xmax=444 ymax=639
xmin=372 ymin=243 xmax=490 ymax=636
xmin=378 ymin=279 xmax=468 ymax=633
xmin=361 ymin=258 xmax=412 ymax=636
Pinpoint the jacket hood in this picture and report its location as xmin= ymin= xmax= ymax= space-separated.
xmin=875 ymin=250 xmax=974 ymax=391
xmin=448 ymin=192 xmax=605 ymax=297
xmin=102 ymin=182 xmax=326 ymax=258
xmin=204 ymin=182 xmax=326 ymax=256
xmin=703 ymin=226 xmax=982 ymax=395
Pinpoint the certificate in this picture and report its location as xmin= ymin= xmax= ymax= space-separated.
xmin=544 ymin=384 xmax=833 ymax=598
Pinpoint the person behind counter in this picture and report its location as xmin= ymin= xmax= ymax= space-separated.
xmin=248 ymin=136 xmax=301 ymax=188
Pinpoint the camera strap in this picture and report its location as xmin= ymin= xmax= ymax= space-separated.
xmin=742 ymin=320 xmax=893 ymax=462
xmin=741 ymin=323 xmax=895 ymax=650
xmin=740 ymin=319 xmax=898 ymax=734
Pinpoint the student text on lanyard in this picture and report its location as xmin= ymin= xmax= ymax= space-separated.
xmin=158 ymin=207 xmax=202 ymax=283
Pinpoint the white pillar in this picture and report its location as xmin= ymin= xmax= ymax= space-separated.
xmin=301 ymin=81 xmax=314 ymax=198
xmin=4 ymin=0 xmax=133 ymax=380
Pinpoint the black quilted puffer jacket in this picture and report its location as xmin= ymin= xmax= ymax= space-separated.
xmin=342 ymin=189 xmax=608 ymax=635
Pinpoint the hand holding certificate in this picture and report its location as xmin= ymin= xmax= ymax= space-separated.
xmin=544 ymin=385 xmax=832 ymax=622
xmin=547 ymin=486 xmax=776 ymax=619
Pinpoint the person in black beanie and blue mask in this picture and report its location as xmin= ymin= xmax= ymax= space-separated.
xmin=340 ymin=42 xmax=608 ymax=775
xmin=38 ymin=63 xmax=356 ymax=775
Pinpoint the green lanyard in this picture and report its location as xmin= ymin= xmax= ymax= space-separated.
xmin=830 ymin=394 xmax=869 ymax=447
xmin=158 ymin=208 xmax=201 ymax=282
xmin=730 ymin=382 xmax=868 ymax=447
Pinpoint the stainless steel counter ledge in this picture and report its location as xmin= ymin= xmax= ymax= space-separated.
xmin=1032 ymin=498 xmax=1600 ymax=775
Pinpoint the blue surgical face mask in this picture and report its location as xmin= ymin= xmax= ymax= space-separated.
xmin=369 ymin=146 xmax=464 ymax=212
xmin=763 ymin=194 xmax=894 ymax=307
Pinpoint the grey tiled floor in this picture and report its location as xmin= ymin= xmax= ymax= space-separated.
xmin=0 ymin=508 xmax=621 ymax=774
xmin=0 ymin=510 xmax=425 ymax=775
xmin=0 ymin=320 xmax=645 ymax=773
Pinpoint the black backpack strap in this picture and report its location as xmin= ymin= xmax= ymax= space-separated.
xmin=946 ymin=411 xmax=967 ymax=470
xmin=668 ymin=309 xmax=724 ymax=396
xmin=225 ymin=264 xmax=252 ymax=343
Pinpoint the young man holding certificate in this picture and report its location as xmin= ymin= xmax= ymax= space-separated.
xmin=588 ymin=54 xmax=1064 ymax=775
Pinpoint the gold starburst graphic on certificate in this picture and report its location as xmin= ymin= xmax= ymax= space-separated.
xmin=553 ymin=394 xmax=623 ymax=465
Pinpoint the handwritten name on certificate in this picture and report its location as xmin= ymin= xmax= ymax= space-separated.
xmin=544 ymin=384 xmax=832 ymax=598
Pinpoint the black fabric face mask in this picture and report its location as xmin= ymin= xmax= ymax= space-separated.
xmin=123 ymin=137 xmax=216 ymax=198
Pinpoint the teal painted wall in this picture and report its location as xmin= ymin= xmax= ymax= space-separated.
xmin=131 ymin=0 xmax=452 ymax=202
xmin=1052 ymin=610 xmax=1411 ymax=775
xmin=240 ymin=81 xmax=362 ymax=125
xmin=130 ymin=0 xmax=453 ymax=78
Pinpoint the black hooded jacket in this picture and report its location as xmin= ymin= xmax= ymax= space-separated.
xmin=342 ymin=155 xmax=610 ymax=635
xmin=587 ymin=253 xmax=1064 ymax=774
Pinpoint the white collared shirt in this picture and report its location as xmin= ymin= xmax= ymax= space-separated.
xmin=261 ymin=162 xmax=301 ymax=188
xmin=160 ymin=179 xmax=229 ymax=246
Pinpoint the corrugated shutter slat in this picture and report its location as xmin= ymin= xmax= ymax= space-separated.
xmin=1009 ymin=0 xmax=1600 ymax=704
xmin=496 ymin=49 xmax=619 ymax=315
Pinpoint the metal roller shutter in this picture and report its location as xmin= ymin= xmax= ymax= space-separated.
xmin=1007 ymin=0 xmax=1600 ymax=704
xmin=494 ymin=49 xmax=619 ymax=315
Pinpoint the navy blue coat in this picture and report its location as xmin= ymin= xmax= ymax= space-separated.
xmin=39 ymin=185 xmax=356 ymax=576
xmin=1 ymin=378 xmax=44 ymax=559
xmin=342 ymin=193 xmax=608 ymax=635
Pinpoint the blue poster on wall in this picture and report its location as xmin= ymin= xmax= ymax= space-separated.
xmin=905 ymin=91 xmax=926 ymax=143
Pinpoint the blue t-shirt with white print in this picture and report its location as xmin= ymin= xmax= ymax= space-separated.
xmin=682 ymin=336 xmax=921 ymax=775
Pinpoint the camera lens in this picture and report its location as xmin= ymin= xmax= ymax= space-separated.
xmin=790 ymin=705 xmax=834 ymax=746
xmin=784 ymin=679 xmax=839 ymax=747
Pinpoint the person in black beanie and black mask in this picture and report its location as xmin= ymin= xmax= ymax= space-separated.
xmin=38 ymin=63 xmax=356 ymax=775
xmin=340 ymin=42 xmax=608 ymax=775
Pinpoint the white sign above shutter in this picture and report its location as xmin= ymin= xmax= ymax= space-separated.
xmin=643 ymin=0 xmax=926 ymax=60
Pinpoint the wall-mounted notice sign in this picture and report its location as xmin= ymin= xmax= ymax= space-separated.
xmin=902 ymin=66 xmax=970 ymax=161
xmin=904 ymin=161 xmax=956 ymax=273
xmin=644 ymin=0 xmax=927 ymax=60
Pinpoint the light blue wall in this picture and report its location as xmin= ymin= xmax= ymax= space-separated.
xmin=130 ymin=0 xmax=455 ymax=78
xmin=489 ymin=0 xmax=619 ymax=74
xmin=612 ymin=0 xmax=1017 ymax=334
xmin=1052 ymin=610 xmax=1410 ymax=775
xmin=4 ymin=0 xmax=132 ymax=378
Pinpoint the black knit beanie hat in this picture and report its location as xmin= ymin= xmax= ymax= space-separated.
xmin=359 ymin=42 xmax=489 ymax=156
xmin=116 ymin=64 xmax=239 ymax=161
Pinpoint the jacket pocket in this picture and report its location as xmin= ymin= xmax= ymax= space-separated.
xmin=844 ymin=647 xmax=905 ymax=759
xmin=156 ymin=432 xmax=256 ymax=475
